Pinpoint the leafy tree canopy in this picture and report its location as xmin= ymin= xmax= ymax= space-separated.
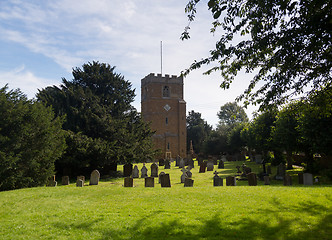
xmin=217 ymin=102 xmax=248 ymax=126
xmin=182 ymin=0 xmax=332 ymax=110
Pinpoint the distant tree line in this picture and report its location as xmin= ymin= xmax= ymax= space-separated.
xmin=0 ymin=62 xmax=156 ymax=191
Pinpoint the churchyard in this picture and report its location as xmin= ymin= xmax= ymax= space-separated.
xmin=0 ymin=159 xmax=331 ymax=239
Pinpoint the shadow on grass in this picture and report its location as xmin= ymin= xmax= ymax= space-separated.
xmin=53 ymin=199 xmax=332 ymax=240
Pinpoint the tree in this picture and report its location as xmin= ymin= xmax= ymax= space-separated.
xmin=217 ymin=102 xmax=248 ymax=125
xmin=38 ymin=62 xmax=155 ymax=174
xmin=182 ymin=0 xmax=332 ymax=109
xmin=186 ymin=110 xmax=212 ymax=154
xmin=0 ymin=86 xmax=65 ymax=191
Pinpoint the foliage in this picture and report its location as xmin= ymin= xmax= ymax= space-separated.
xmin=37 ymin=62 xmax=155 ymax=174
xmin=0 ymin=86 xmax=65 ymax=191
xmin=182 ymin=0 xmax=332 ymax=110
xmin=217 ymin=102 xmax=249 ymax=125
xmin=186 ymin=110 xmax=212 ymax=154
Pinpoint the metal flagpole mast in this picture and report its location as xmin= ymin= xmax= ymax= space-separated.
xmin=160 ymin=41 xmax=163 ymax=75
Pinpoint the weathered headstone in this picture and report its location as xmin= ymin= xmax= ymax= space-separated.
xmin=175 ymin=155 xmax=180 ymax=166
xmin=276 ymin=163 xmax=286 ymax=180
xmin=197 ymin=157 xmax=203 ymax=166
xmin=188 ymin=159 xmax=194 ymax=168
xmin=89 ymin=169 xmax=100 ymax=185
xmin=179 ymin=158 xmax=185 ymax=168
xmin=255 ymin=154 xmax=263 ymax=164
xmin=298 ymin=172 xmax=304 ymax=184
xmin=164 ymin=159 xmax=171 ymax=169
xmin=77 ymin=176 xmax=85 ymax=182
xmin=159 ymin=172 xmax=165 ymax=183
xmin=132 ymin=165 xmax=139 ymax=178
xmin=226 ymin=176 xmax=236 ymax=186
xmin=218 ymin=160 xmax=224 ymax=169
xmin=145 ymin=177 xmax=154 ymax=187
xmin=264 ymin=175 xmax=270 ymax=185
xmin=186 ymin=168 xmax=192 ymax=178
xmin=213 ymin=172 xmax=223 ymax=186
xmin=160 ymin=173 xmax=171 ymax=187
xmin=141 ymin=164 xmax=148 ymax=178
xmin=151 ymin=163 xmax=158 ymax=177
xmin=76 ymin=179 xmax=84 ymax=187
xmin=48 ymin=176 xmax=57 ymax=187
xmin=124 ymin=177 xmax=133 ymax=187
xmin=207 ymin=161 xmax=214 ymax=171
xmin=283 ymin=174 xmax=292 ymax=186
xmin=159 ymin=159 xmax=165 ymax=166
xmin=303 ymin=173 xmax=313 ymax=185
xmin=213 ymin=157 xmax=218 ymax=165
xmin=123 ymin=163 xmax=133 ymax=177
xmin=180 ymin=168 xmax=187 ymax=183
xmin=199 ymin=161 xmax=207 ymax=173
xmin=247 ymin=172 xmax=257 ymax=186
xmin=62 ymin=176 xmax=70 ymax=185
xmin=184 ymin=178 xmax=194 ymax=187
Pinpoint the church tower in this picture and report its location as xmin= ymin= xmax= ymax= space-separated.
xmin=141 ymin=73 xmax=186 ymax=159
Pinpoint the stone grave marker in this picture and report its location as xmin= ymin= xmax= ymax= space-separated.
xmin=255 ymin=154 xmax=263 ymax=164
xmin=226 ymin=176 xmax=236 ymax=186
xmin=303 ymin=173 xmax=313 ymax=185
xmin=184 ymin=178 xmax=194 ymax=187
xmin=283 ymin=174 xmax=292 ymax=186
xmin=175 ymin=155 xmax=180 ymax=166
xmin=213 ymin=157 xmax=218 ymax=165
xmin=267 ymin=165 xmax=272 ymax=175
xmin=197 ymin=157 xmax=203 ymax=166
xmin=179 ymin=158 xmax=185 ymax=168
xmin=141 ymin=164 xmax=148 ymax=178
xmin=264 ymin=176 xmax=270 ymax=185
xmin=213 ymin=172 xmax=223 ymax=186
xmin=158 ymin=172 xmax=165 ymax=183
xmin=164 ymin=159 xmax=171 ymax=169
xmin=188 ymin=159 xmax=194 ymax=168
xmin=159 ymin=159 xmax=165 ymax=166
xmin=124 ymin=177 xmax=133 ymax=187
xmin=199 ymin=161 xmax=207 ymax=173
xmin=123 ymin=163 xmax=133 ymax=177
xmin=218 ymin=160 xmax=224 ymax=169
xmin=276 ymin=163 xmax=286 ymax=180
xmin=48 ymin=176 xmax=57 ymax=187
xmin=298 ymin=172 xmax=304 ymax=184
xmin=62 ymin=176 xmax=70 ymax=185
xmin=132 ymin=165 xmax=139 ymax=178
xmin=181 ymin=168 xmax=187 ymax=183
xmin=151 ymin=163 xmax=158 ymax=177
xmin=186 ymin=167 xmax=192 ymax=178
xmin=89 ymin=170 xmax=100 ymax=185
xmin=77 ymin=176 xmax=85 ymax=182
xmin=160 ymin=173 xmax=171 ymax=187
xmin=76 ymin=179 xmax=84 ymax=187
xmin=145 ymin=177 xmax=154 ymax=187
xmin=207 ymin=161 xmax=214 ymax=171
xmin=247 ymin=172 xmax=257 ymax=186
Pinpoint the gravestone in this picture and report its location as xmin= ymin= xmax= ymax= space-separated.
xmin=213 ymin=157 xmax=218 ymax=165
xmin=226 ymin=176 xmax=236 ymax=186
xmin=132 ymin=165 xmax=139 ymax=178
xmin=186 ymin=168 xmax=192 ymax=178
xmin=276 ymin=163 xmax=286 ymax=180
xmin=264 ymin=176 xmax=270 ymax=185
xmin=124 ymin=177 xmax=133 ymax=187
xmin=159 ymin=172 xmax=165 ymax=183
xmin=255 ymin=154 xmax=263 ymax=164
xmin=159 ymin=159 xmax=165 ymax=166
xmin=247 ymin=172 xmax=257 ymax=186
xmin=141 ymin=164 xmax=148 ymax=178
xmin=197 ymin=157 xmax=203 ymax=166
xmin=267 ymin=165 xmax=272 ymax=175
xmin=213 ymin=172 xmax=223 ymax=186
xmin=123 ymin=163 xmax=133 ymax=177
xmin=303 ymin=173 xmax=313 ymax=185
xmin=283 ymin=174 xmax=292 ymax=186
xmin=188 ymin=159 xmax=194 ymax=168
xmin=207 ymin=161 xmax=214 ymax=171
xmin=164 ymin=159 xmax=171 ymax=169
xmin=76 ymin=179 xmax=84 ymax=187
xmin=160 ymin=173 xmax=171 ymax=187
xmin=48 ymin=176 xmax=57 ymax=187
xmin=145 ymin=177 xmax=154 ymax=187
xmin=298 ymin=172 xmax=304 ymax=184
xmin=151 ymin=163 xmax=158 ymax=177
xmin=181 ymin=168 xmax=187 ymax=183
xmin=184 ymin=178 xmax=194 ymax=187
xmin=199 ymin=161 xmax=207 ymax=173
xmin=77 ymin=176 xmax=85 ymax=182
xmin=175 ymin=156 xmax=180 ymax=166
xmin=218 ymin=160 xmax=224 ymax=169
xmin=89 ymin=170 xmax=100 ymax=185
xmin=62 ymin=176 xmax=70 ymax=185
xmin=179 ymin=158 xmax=185 ymax=168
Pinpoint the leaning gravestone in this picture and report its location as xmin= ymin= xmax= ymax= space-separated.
xmin=181 ymin=168 xmax=187 ymax=183
xmin=276 ymin=163 xmax=286 ymax=180
xmin=175 ymin=156 xmax=180 ymax=166
xmin=213 ymin=172 xmax=223 ymax=186
xmin=226 ymin=176 xmax=236 ymax=186
xmin=218 ymin=160 xmax=224 ymax=169
xmin=123 ymin=163 xmax=133 ymax=177
xmin=186 ymin=168 xmax=192 ymax=178
xmin=247 ymin=172 xmax=257 ymax=186
xmin=159 ymin=159 xmax=165 ymax=166
xmin=188 ymin=159 xmax=194 ymax=168
xmin=124 ymin=177 xmax=133 ymax=187
xmin=151 ymin=163 xmax=158 ymax=177
xmin=89 ymin=170 xmax=100 ymax=185
xmin=264 ymin=176 xmax=270 ymax=185
xmin=159 ymin=172 xmax=166 ymax=183
xmin=283 ymin=174 xmax=292 ymax=186
xmin=145 ymin=177 xmax=154 ymax=187
xmin=160 ymin=173 xmax=171 ymax=187
xmin=62 ymin=176 xmax=69 ymax=185
xmin=184 ymin=178 xmax=194 ymax=187
xmin=164 ymin=159 xmax=171 ymax=169
xmin=77 ymin=176 xmax=85 ymax=182
xmin=207 ymin=161 xmax=214 ymax=171
xmin=76 ymin=179 xmax=84 ymax=187
xmin=132 ymin=165 xmax=139 ymax=178
xmin=199 ymin=161 xmax=207 ymax=173
xmin=141 ymin=164 xmax=148 ymax=178
xmin=303 ymin=173 xmax=313 ymax=185
xmin=179 ymin=158 xmax=185 ymax=168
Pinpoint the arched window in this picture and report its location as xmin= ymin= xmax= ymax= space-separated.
xmin=163 ymin=86 xmax=170 ymax=97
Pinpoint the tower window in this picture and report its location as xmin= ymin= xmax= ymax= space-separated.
xmin=167 ymin=142 xmax=170 ymax=150
xmin=163 ymin=86 xmax=170 ymax=97
xmin=166 ymin=117 xmax=168 ymax=125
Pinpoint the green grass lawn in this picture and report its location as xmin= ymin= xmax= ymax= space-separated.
xmin=0 ymin=161 xmax=331 ymax=240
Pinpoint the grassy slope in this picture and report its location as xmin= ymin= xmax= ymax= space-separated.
xmin=0 ymin=161 xmax=331 ymax=240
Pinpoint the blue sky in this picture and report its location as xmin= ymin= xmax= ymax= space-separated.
xmin=0 ymin=0 xmax=258 ymax=127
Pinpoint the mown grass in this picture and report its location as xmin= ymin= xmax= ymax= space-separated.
xmin=0 ymin=161 xmax=331 ymax=240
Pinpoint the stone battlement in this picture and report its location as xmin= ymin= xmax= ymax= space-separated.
xmin=141 ymin=73 xmax=183 ymax=86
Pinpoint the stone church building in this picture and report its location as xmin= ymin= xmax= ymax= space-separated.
xmin=141 ymin=73 xmax=186 ymax=159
